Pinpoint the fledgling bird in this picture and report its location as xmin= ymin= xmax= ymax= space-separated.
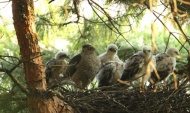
xmin=150 ymin=47 xmax=179 ymax=84
xmin=65 ymin=44 xmax=101 ymax=89
xmin=120 ymin=46 xmax=156 ymax=86
xmin=99 ymin=44 xmax=124 ymax=67
xmin=96 ymin=61 xmax=124 ymax=87
xmin=45 ymin=51 xmax=69 ymax=87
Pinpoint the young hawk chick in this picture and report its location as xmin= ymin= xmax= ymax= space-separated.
xmin=96 ymin=61 xmax=124 ymax=87
xmin=99 ymin=44 xmax=123 ymax=67
xmin=45 ymin=51 xmax=69 ymax=87
xmin=120 ymin=46 xmax=156 ymax=86
xmin=66 ymin=44 xmax=101 ymax=89
xmin=150 ymin=47 xmax=179 ymax=84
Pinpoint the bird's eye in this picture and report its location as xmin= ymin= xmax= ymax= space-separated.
xmin=148 ymin=50 xmax=151 ymax=52
xmin=175 ymin=51 xmax=179 ymax=55
xmin=87 ymin=47 xmax=91 ymax=50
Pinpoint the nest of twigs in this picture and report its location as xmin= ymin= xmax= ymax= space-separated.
xmin=52 ymin=75 xmax=190 ymax=113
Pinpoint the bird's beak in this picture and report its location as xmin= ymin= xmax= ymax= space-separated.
xmin=176 ymin=55 xmax=181 ymax=59
xmin=143 ymin=50 xmax=151 ymax=54
xmin=143 ymin=50 xmax=147 ymax=54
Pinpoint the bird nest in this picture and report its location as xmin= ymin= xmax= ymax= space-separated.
xmin=51 ymin=76 xmax=190 ymax=113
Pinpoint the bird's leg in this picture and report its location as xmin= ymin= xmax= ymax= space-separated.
xmin=139 ymin=82 xmax=146 ymax=93
xmin=79 ymin=82 xmax=84 ymax=91
xmin=153 ymin=85 xmax=157 ymax=92
xmin=163 ymin=79 xmax=168 ymax=90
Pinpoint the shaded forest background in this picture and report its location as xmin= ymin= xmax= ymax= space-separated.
xmin=0 ymin=0 xmax=190 ymax=112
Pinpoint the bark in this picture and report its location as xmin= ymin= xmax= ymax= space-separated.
xmin=188 ymin=50 xmax=190 ymax=80
xmin=12 ymin=0 xmax=73 ymax=112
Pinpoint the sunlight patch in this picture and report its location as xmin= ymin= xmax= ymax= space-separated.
xmin=55 ymin=39 xmax=69 ymax=51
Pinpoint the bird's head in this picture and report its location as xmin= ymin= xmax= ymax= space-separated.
xmin=142 ymin=46 xmax=152 ymax=55
xmin=55 ymin=51 xmax=69 ymax=60
xmin=107 ymin=44 xmax=118 ymax=54
xmin=82 ymin=44 xmax=96 ymax=52
xmin=166 ymin=47 xmax=179 ymax=57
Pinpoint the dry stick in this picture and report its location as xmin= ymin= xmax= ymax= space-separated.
xmin=162 ymin=1 xmax=189 ymax=51
xmin=177 ymin=79 xmax=189 ymax=90
xmin=165 ymin=33 xmax=171 ymax=53
xmin=0 ymin=54 xmax=46 ymax=94
xmin=0 ymin=61 xmax=29 ymax=94
xmin=38 ymin=15 xmax=81 ymax=26
xmin=0 ymin=55 xmax=21 ymax=61
xmin=152 ymin=6 xmax=170 ymax=53
xmin=169 ymin=2 xmax=190 ymax=45
xmin=0 ymin=57 xmax=19 ymax=66
xmin=88 ymin=0 xmax=137 ymax=52
xmin=154 ymin=6 xmax=168 ymax=23
xmin=100 ymin=90 xmax=128 ymax=111
xmin=93 ymin=3 xmax=137 ymax=51
xmin=179 ymin=40 xmax=188 ymax=51
xmin=0 ymin=67 xmax=29 ymax=94
xmin=0 ymin=0 xmax=10 ymax=3
xmin=144 ymin=2 xmax=188 ymax=51
xmin=73 ymin=0 xmax=80 ymax=22
xmin=87 ymin=0 xmax=117 ymax=33
xmin=9 ymin=61 xmax=22 ymax=73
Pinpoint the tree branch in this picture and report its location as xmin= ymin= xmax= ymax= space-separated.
xmin=169 ymin=1 xmax=190 ymax=45
xmin=88 ymin=0 xmax=137 ymax=52
xmin=144 ymin=1 xmax=188 ymax=51
xmin=187 ymin=50 xmax=190 ymax=80
xmin=0 ymin=68 xmax=29 ymax=94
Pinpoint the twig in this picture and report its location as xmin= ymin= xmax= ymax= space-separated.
xmin=0 ymin=0 xmax=10 ymax=3
xmin=144 ymin=1 xmax=188 ymax=51
xmin=88 ymin=0 xmax=137 ymax=52
xmin=0 ymin=55 xmax=45 ymax=95
xmin=165 ymin=33 xmax=171 ymax=53
xmin=169 ymin=1 xmax=190 ymax=45
xmin=0 ymin=68 xmax=29 ymax=94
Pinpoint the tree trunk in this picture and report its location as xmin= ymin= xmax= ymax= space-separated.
xmin=12 ymin=0 xmax=73 ymax=112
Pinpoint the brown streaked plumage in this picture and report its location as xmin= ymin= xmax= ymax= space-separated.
xmin=66 ymin=44 xmax=101 ymax=89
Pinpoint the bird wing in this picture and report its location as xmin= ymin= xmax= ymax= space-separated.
xmin=120 ymin=53 xmax=144 ymax=81
xmin=45 ymin=58 xmax=56 ymax=83
xmin=66 ymin=54 xmax=81 ymax=77
xmin=115 ymin=55 xmax=124 ymax=64
xmin=96 ymin=61 xmax=117 ymax=87
xmin=151 ymin=53 xmax=174 ymax=82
